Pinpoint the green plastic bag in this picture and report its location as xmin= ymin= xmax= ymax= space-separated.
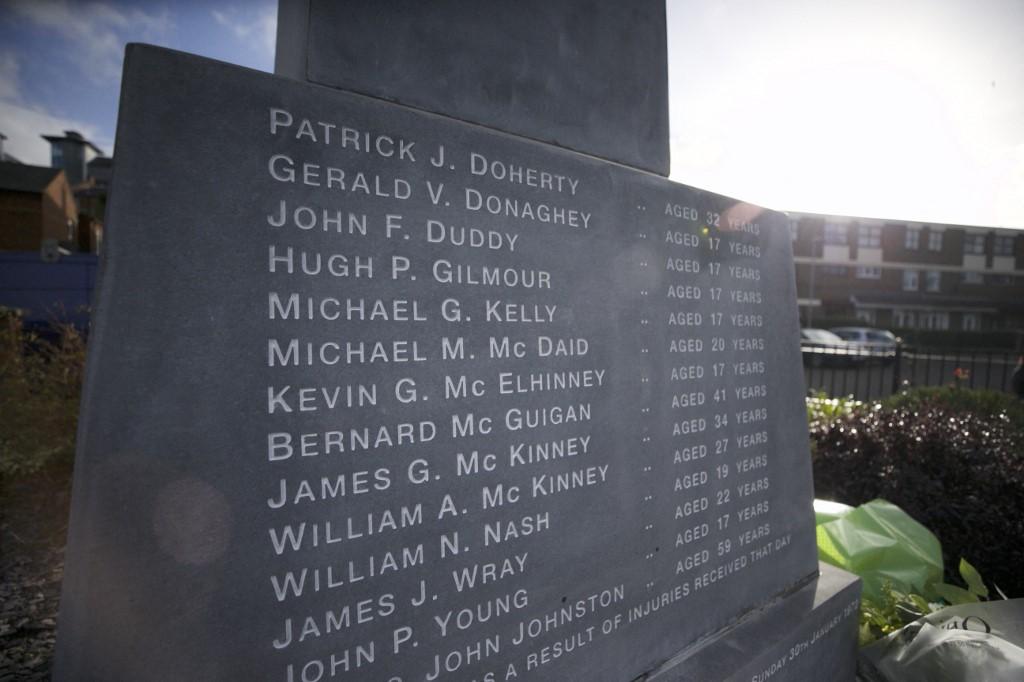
xmin=814 ymin=498 xmax=853 ymax=525
xmin=815 ymin=498 xmax=944 ymax=602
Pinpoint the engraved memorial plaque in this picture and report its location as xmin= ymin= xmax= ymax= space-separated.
xmin=55 ymin=46 xmax=827 ymax=681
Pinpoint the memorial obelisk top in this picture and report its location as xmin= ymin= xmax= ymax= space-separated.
xmin=275 ymin=0 xmax=671 ymax=175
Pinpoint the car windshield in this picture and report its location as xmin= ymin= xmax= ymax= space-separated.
xmin=867 ymin=331 xmax=896 ymax=342
xmin=802 ymin=329 xmax=844 ymax=343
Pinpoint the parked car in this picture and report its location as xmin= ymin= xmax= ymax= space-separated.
xmin=800 ymin=328 xmax=863 ymax=367
xmin=829 ymin=327 xmax=901 ymax=363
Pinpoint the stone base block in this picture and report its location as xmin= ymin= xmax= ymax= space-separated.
xmin=644 ymin=562 xmax=861 ymax=682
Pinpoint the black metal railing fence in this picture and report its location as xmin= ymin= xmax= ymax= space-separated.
xmin=801 ymin=343 xmax=1020 ymax=401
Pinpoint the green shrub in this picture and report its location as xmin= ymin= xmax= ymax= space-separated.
xmin=0 ymin=310 xmax=85 ymax=481
xmin=858 ymin=559 xmax=995 ymax=646
xmin=811 ymin=387 xmax=1024 ymax=598
xmin=806 ymin=391 xmax=863 ymax=422
xmin=880 ymin=386 xmax=1024 ymax=429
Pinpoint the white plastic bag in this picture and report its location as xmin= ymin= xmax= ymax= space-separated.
xmin=859 ymin=599 xmax=1024 ymax=681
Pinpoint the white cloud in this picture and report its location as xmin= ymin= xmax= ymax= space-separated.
xmin=0 ymin=51 xmax=19 ymax=101
xmin=665 ymin=0 xmax=1024 ymax=229
xmin=0 ymin=99 xmax=109 ymax=165
xmin=212 ymin=5 xmax=276 ymax=57
xmin=8 ymin=0 xmax=172 ymax=84
xmin=994 ymin=144 xmax=1024 ymax=228
xmin=0 ymin=43 xmax=109 ymax=165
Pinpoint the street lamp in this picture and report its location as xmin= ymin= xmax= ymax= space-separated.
xmin=807 ymin=236 xmax=823 ymax=327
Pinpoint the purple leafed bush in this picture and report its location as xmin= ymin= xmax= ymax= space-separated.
xmin=810 ymin=389 xmax=1024 ymax=598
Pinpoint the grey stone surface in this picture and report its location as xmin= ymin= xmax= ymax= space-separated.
xmin=56 ymin=46 xmax=828 ymax=680
xmin=275 ymin=0 xmax=671 ymax=176
xmin=646 ymin=562 xmax=862 ymax=682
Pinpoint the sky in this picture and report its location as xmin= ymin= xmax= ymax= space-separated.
xmin=665 ymin=0 xmax=1024 ymax=229
xmin=1 ymin=0 xmax=1021 ymax=229
xmin=0 ymin=0 xmax=275 ymax=162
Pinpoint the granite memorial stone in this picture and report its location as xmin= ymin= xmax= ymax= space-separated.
xmin=54 ymin=36 xmax=858 ymax=682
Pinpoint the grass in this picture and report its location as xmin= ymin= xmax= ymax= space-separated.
xmin=0 ymin=310 xmax=85 ymax=483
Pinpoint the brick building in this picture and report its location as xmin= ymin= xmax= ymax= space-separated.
xmin=788 ymin=212 xmax=1024 ymax=334
xmin=0 ymin=161 xmax=80 ymax=251
xmin=43 ymin=130 xmax=112 ymax=224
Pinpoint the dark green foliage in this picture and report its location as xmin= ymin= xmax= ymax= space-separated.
xmin=811 ymin=388 xmax=1024 ymax=598
xmin=880 ymin=387 xmax=1024 ymax=427
xmin=0 ymin=310 xmax=85 ymax=482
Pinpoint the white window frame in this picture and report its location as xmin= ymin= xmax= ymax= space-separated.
xmin=925 ymin=270 xmax=941 ymax=292
xmin=927 ymin=231 xmax=943 ymax=251
xmin=855 ymin=309 xmax=877 ymax=324
xmin=894 ymin=309 xmax=916 ymax=328
xmin=857 ymin=225 xmax=881 ymax=248
xmin=902 ymin=269 xmax=919 ymax=291
xmin=994 ymin=235 xmax=1014 ymax=257
xmin=920 ymin=312 xmax=950 ymax=330
xmin=855 ymin=266 xmax=881 ymax=279
xmin=905 ymin=228 xmax=920 ymax=250
xmin=963 ymin=234 xmax=985 ymax=255
xmin=962 ymin=313 xmax=980 ymax=332
xmin=962 ymin=271 xmax=983 ymax=284
xmin=824 ymin=221 xmax=847 ymax=245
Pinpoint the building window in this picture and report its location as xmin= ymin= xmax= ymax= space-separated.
xmin=962 ymin=313 xmax=980 ymax=331
xmin=994 ymin=235 xmax=1015 ymax=257
xmin=855 ymin=309 xmax=877 ymax=324
xmin=963 ymin=234 xmax=986 ymax=255
xmin=821 ymin=265 xmax=848 ymax=277
xmin=857 ymin=225 xmax=881 ymax=248
xmin=920 ymin=312 xmax=950 ymax=330
xmin=925 ymin=270 xmax=941 ymax=292
xmin=903 ymin=270 xmax=919 ymax=291
xmin=987 ymin=274 xmax=1013 ymax=286
xmin=962 ymin=271 xmax=984 ymax=284
xmin=927 ymin=231 xmax=943 ymax=251
xmin=824 ymin=221 xmax=847 ymax=245
xmin=905 ymin=228 xmax=920 ymax=250
xmin=788 ymin=218 xmax=799 ymax=241
xmin=855 ymin=266 xmax=881 ymax=279
xmin=893 ymin=309 xmax=916 ymax=328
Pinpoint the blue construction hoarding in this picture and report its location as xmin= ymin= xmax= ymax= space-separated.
xmin=0 ymin=251 xmax=98 ymax=329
